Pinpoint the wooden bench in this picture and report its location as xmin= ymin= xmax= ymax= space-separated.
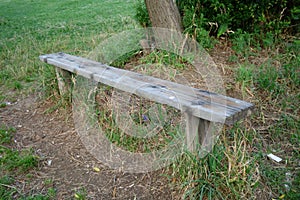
xmin=39 ymin=52 xmax=253 ymax=152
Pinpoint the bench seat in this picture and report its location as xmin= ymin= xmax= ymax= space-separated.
xmin=40 ymin=52 xmax=254 ymax=152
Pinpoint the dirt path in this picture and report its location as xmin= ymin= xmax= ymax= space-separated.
xmin=0 ymin=94 xmax=179 ymax=199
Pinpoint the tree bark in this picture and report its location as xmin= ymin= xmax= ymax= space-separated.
xmin=142 ymin=0 xmax=185 ymax=53
xmin=145 ymin=0 xmax=183 ymax=32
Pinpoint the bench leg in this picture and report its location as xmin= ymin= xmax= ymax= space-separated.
xmin=55 ymin=68 xmax=72 ymax=99
xmin=185 ymin=114 xmax=210 ymax=153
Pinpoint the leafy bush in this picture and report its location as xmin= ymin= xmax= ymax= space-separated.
xmin=135 ymin=0 xmax=298 ymax=49
xmin=135 ymin=0 xmax=299 ymax=35
xmin=134 ymin=0 xmax=150 ymax=27
xmin=177 ymin=0 xmax=299 ymax=37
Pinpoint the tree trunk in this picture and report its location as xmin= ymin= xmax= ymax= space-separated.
xmin=145 ymin=0 xmax=183 ymax=32
xmin=142 ymin=0 xmax=185 ymax=53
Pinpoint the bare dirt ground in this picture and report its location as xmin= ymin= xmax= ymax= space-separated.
xmin=0 ymin=94 xmax=180 ymax=199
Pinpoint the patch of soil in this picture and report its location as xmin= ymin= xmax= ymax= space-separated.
xmin=0 ymin=95 xmax=180 ymax=199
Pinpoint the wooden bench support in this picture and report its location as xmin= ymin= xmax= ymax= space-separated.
xmin=185 ymin=113 xmax=210 ymax=152
xmin=55 ymin=67 xmax=72 ymax=98
xmin=40 ymin=52 xmax=254 ymax=153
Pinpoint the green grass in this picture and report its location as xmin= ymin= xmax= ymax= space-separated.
xmin=0 ymin=0 xmax=139 ymax=199
xmin=0 ymin=125 xmax=52 ymax=199
xmin=74 ymin=188 xmax=87 ymax=200
xmin=133 ymin=26 xmax=298 ymax=200
xmin=168 ymin=19 xmax=299 ymax=199
xmin=73 ymin=80 xmax=182 ymax=153
xmin=139 ymin=50 xmax=188 ymax=69
xmin=0 ymin=0 xmax=139 ymax=100
xmin=171 ymin=125 xmax=260 ymax=200
xmin=1 ymin=0 xmax=299 ymax=199
xmin=0 ymin=147 xmax=38 ymax=172
xmin=0 ymin=125 xmax=15 ymax=144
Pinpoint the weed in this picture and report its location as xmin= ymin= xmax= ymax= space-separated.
xmin=0 ymin=176 xmax=17 ymax=200
xmin=256 ymin=62 xmax=284 ymax=95
xmin=111 ymin=50 xmax=139 ymax=68
xmin=231 ymin=30 xmax=261 ymax=58
xmin=139 ymin=50 xmax=187 ymax=69
xmin=46 ymin=188 xmax=56 ymax=199
xmin=94 ymin=86 xmax=182 ymax=153
xmin=234 ymin=63 xmax=254 ymax=98
xmin=134 ymin=0 xmax=150 ymax=27
xmin=254 ymin=52 xmax=300 ymax=100
xmin=74 ymin=188 xmax=87 ymax=200
xmin=0 ymin=125 xmax=15 ymax=144
xmin=248 ymin=39 xmax=299 ymax=199
xmin=1 ymin=148 xmax=38 ymax=173
xmin=260 ymin=160 xmax=300 ymax=200
xmin=172 ymin=125 xmax=259 ymax=199
xmin=0 ymin=103 xmax=6 ymax=108
xmin=235 ymin=64 xmax=254 ymax=86
xmin=13 ymin=81 xmax=23 ymax=90
xmin=0 ymin=125 xmax=46 ymax=199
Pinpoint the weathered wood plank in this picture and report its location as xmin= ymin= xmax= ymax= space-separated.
xmin=39 ymin=52 xmax=253 ymax=125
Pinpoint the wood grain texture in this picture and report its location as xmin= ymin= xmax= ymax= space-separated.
xmin=185 ymin=113 xmax=200 ymax=152
xmin=55 ymin=67 xmax=72 ymax=97
xmin=39 ymin=52 xmax=254 ymax=125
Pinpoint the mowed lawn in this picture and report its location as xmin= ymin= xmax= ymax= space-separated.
xmin=0 ymin=0 xmax=139 ymax=98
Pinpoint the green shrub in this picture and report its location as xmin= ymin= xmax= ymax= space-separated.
xmin=135 ymin=0 xmax=298 ymax=50
xmin=134 ymin=0 xmax=150 ymax=27
xmin=177 ymin=0 xmax=299 ymax=36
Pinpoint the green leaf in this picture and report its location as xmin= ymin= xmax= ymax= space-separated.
xmin=217 ymin=24 xmax=228 ymax=38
